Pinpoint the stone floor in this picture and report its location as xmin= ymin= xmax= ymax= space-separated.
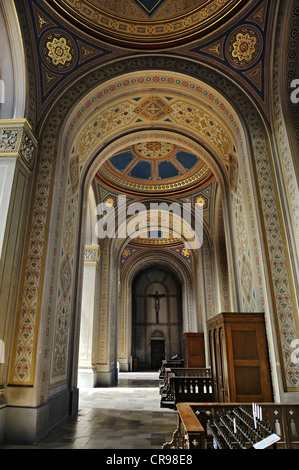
xmin=0 ymin=372 xmax=178 ymax=449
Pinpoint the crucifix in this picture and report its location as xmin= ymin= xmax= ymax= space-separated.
xmin=148 ymin=290 xmax=165 ymax=324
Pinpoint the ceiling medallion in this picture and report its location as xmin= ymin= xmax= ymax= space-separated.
xmin=227 ymin=26 xmax=262 ymax=68
xmin=232 ymin=32 xmax=257 ymax=62
xmin=194 ymin=195 xmax=207 ymax=208
xmin=135 ymin=141 xmax=173 ymax=159
xmin=42 ymin=31 xmax=76 ymax=71
xmin=46 ymin=36 xmax=72 ymax=66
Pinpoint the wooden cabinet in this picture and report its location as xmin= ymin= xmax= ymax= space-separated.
xmin=207 ymin=313 xmax=273 ymax=403
xmin=183 ymin=333 xmax=205 ymax=367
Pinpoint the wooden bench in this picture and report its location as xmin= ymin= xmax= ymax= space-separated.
xmin=163 ymin=402 xmax=299 ymax=449
xmin=160 ymin=376 xmax=213 ymax=409
xmin=159 ymin=367 xmax=211 ymax=394
xmin=159 ymin=368 xmax=175 ymax=394
xmin=158 ymin=359 xmax=185 ymax=379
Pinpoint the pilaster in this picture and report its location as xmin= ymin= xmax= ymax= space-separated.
xmin=0 ymin=119 xmax=37 ymax=384
xmin=0 ymin=119 xmax=37 ymax=443
xmin=78 ymin=245 xmax=101 ymax=388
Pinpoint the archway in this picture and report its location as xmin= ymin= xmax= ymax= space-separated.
xmin=1 ymin=0 xmax=298 ymax=446
xmin=8 ymin=59 xmax=298 ymax=424
xmin=132 ymin=264 xmax=182 ymax=371
xmin=53 ymin=71 xmax=276 ymax=390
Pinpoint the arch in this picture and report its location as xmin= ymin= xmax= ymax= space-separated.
xmin=9 ymin=56 xmax=299 ymax=407
xmin=131 ymin=264 xmax=182 ymax=370
xmin=272 ymin=1 xmax=299 ymax=304
xmin=118 ymin=248 xmax=195 ymax=372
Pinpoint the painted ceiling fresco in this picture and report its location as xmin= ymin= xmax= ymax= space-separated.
xmin=16 ymin=0 xmax=275 ymax=125
xmin=47 ymin=0 xmax=249 ymax=48
xmin=97 ymin=141 xmax=213 ymax=195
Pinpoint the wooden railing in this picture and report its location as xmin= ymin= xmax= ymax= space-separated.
xmin=160 ymin=377 xmax=213 ymax=409
xmin=163 ymin=402 xmax=299 ymax=449
xmin=159 ymin=368 xmax=211 ymax=394
xmin=158 ymin=359 xmax=185 ymax=378
xmin=167 ymin=368 xmax=211 ymax=378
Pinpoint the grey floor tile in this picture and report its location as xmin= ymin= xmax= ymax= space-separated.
xmin=0 ymin=372 xmax=178 ymax=450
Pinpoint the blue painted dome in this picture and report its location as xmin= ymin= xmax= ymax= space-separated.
xmin=97 ymin=141 xmax=213 ymax=195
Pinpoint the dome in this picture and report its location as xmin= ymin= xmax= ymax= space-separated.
xmin=97 ymin=140 xmax=213 ymax=195
xmin=47 ymin=0 xmax=249 ymax=48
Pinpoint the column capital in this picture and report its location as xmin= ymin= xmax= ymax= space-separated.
xmin=0 ymin=119 xmax=38 ymax=170
xmin=84 ymin=245 xmax=101 ymax=265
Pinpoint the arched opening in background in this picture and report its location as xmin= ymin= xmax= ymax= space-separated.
xmin=131 ymin=264 xmax=182 ymax=371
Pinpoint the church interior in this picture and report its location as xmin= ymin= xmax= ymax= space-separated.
xmin=0 ymin=0 xmax=299 ymax=450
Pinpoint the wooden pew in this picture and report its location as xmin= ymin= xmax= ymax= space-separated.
xmin=159 ymin=367 xmax=211 ymax=394
xmin=158 ymin=359 xmax=185 ymax=379
xmin=160 ymin=375 xmax=213 ymax=409
xmin=159 ymin=368 xmax=175 ymax=395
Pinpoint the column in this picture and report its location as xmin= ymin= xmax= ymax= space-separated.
xmin=78 ymin=245 xmax=101 ymax=388
xmin=0 ymin=120 xmax=37 ymax=442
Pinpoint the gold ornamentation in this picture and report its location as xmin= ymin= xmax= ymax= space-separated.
xmin=134 ymin=96 xmax=172 ymax=121
xmin=104 ymin=196 xmax=116 ymax=208
xmin=232 ymin=32 xmax=257 ymax=62
xmin=181 ymin=248 xmax=191 ymax=258
xmin=135 ymin=141 xmax=173 ymax=159
xmin=54 ymin=0 xmax=241 ymax=48
xmin=195 ymin=195 xmax=207 ymax=208
xmin=122 ymin=247 xmax=131 ymax=258
xmin=46 ymin=36 xmax=72 ymax=66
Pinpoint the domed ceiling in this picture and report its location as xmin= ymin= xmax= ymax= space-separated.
xmin=47 ymin=0 xmax=250 ymax=48
xmin=97 ymin=140 xmax=213 ymax=195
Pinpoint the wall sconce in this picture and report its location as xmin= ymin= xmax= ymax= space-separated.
xmin=0 ymin=340 xmax=5 ymax=364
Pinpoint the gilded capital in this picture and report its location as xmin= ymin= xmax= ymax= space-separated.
xmin=0 ymin=120 xmax=38 ymax=170
xmin=84 ymin=245 xmax=101 ymax=265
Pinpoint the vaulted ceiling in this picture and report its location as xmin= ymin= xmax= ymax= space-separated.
xmin=13 ymin=0 xmax=278 ymax=248
xmin=16 ymin=0 xmax=276 ymax=126
xmin=46 ymin=0 xmax=250 ymax=48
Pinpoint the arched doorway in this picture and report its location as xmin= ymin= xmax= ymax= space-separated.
xmin=150 ymin=331 xmax=166 ymax=371
xmin=132 ymin=265 xmax=182 ymax=371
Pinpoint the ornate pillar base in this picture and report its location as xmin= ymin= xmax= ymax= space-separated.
xmin=78 ymin=367 xmax=96 ymax=388
xmin=94 ymin=368 xmax=118 ymax=387
xmin=2 ymin=388 xmax=78 ymax=444
xmin=118 ymin=360 xmax=131 ymax=372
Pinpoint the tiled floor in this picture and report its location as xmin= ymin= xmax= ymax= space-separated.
xmin=1 ymin=372 xmax=178 ymax=449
